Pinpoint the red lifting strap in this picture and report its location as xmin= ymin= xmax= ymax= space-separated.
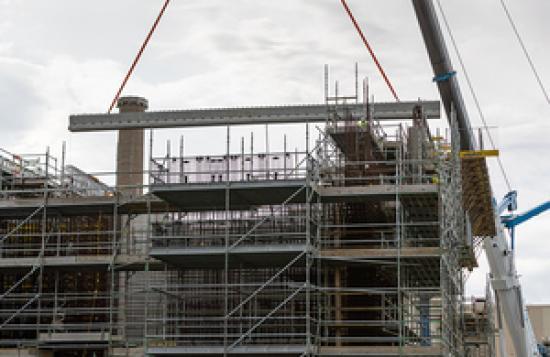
xmin=340 ymin=0 xmax=400 ymax=102
xmin=108 ymin=0 xmax=171 ymax=113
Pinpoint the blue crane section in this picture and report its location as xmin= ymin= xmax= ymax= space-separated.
xmin=502 ymin=201 xmax=550 ymax=228
xmin=499 ymin=192 xmax=550 ymax=250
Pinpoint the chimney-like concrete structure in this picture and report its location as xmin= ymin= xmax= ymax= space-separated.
xmin=116 ymin=96 xmax=148 ymax=196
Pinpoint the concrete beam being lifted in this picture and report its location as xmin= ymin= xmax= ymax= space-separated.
xmin=69 ymin=101 xmax=440 ymax=132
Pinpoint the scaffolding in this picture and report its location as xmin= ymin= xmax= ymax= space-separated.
xmin=0 ymin=89 xmax=480 ymax=357
xmin=463 ymin=283 xmax=496 ymax=357
xmin=139 ymin=90 xmax=473 ymax=356
xmin=0 ymin=148 xmax=154 ymax=357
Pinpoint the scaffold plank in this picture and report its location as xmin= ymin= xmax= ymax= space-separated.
xmin=150 ymin=244 xmax=307 ymax=269
xmin=319 ymin=345 xmax=443 ymax=356
xmin=0 ymin=195 xmax=174 ymax=218
xmin=148 ymin=345 xmax=306 ymax=355
xmin=0 ymin=255 xmax=162 ymax=271
xmin=320 ymin=247 xmax=441 ymax=259
xmin=316 ymin=184 xmax=437 ymax=202
xmin=151 ymin=180 xmax=307 ymax=210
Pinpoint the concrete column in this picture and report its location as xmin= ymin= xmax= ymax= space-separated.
xmin=116 ymin=96 xmax=148 ymax=196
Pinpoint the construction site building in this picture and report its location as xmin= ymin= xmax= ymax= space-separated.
xmin=0 ymin=91 xmax=496 ymax=357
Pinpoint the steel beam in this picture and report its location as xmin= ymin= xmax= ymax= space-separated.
xmin=69 ymin=101 xmax=440 ymax=132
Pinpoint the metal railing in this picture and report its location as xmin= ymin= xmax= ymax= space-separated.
xmin=151 ymin=210 xmax=309 ymax=250
xmin=150 ymin=151 xmax=309 ymax=185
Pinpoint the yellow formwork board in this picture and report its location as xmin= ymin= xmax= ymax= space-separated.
xmin=459 ymin=149 xmax=499 ymax=159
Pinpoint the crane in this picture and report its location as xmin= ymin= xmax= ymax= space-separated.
xmin=100 ymin=1 xmax=548 ymax=354
xmin=498 ymin=192 xmax=550 ymax=356
xmin=501 ymin=196 xmax=550 ymax=250
xmin=412 ymin=1 xmax=543 ymax=356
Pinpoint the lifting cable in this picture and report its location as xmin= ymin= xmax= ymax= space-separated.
xmin=340 ymin=0 xmax=400 ymax=102
xmin=435 ymin=1 xmax=512 ymax=191
xmin=108 ymin=0 xmax=171 ymax=113
xmin=498 ymin=0 xmax=550 ymax=106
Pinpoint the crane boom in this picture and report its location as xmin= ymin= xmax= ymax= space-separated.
xmin=484 ymin=214 xmax=538 ymax=356
xmin=411 ymin=0 xmax=474 ymax=150
xmin=412 ymin=1 xmax=539 ymax=356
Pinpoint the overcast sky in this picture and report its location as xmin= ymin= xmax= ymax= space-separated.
xmin=1 ymin=0 xmax=549 ymax=302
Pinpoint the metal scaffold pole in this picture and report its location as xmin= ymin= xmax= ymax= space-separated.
xmin=36 ymin=147 xmax=50 ymax=342
xmin=305 ymin=123 xmax=312 ymax=355
xmin=224 ymin=125 xmax=230 ymax=357
xmin=109 ymin=191 xmax=119 ymax=356
xmin=396 ymin=144 xmax=403 ymax=357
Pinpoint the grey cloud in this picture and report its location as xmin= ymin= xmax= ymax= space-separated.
xmin=0 ymin=62 xmax=44 ymax=136
xmin=1 ymin=0 xmax=549 ymax=302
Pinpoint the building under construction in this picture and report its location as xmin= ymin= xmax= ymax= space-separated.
xmin=0 ymin=82 xmax=498 ymax=357
xmin=5 ymin=0 xmax=550 ymax=354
